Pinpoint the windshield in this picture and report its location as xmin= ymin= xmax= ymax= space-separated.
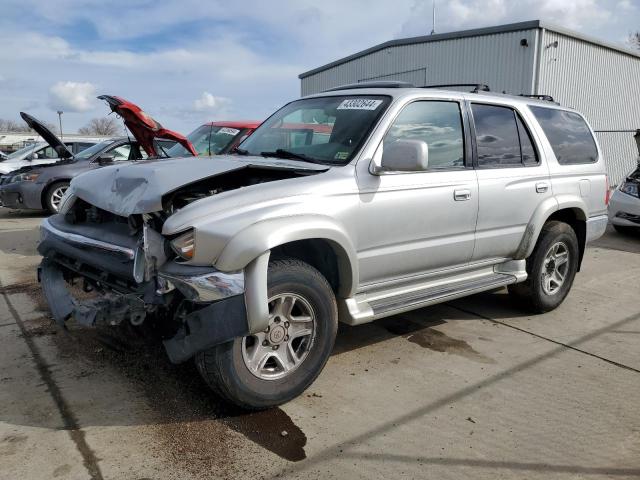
xmin=166 ymin=125 xmax=243 ymax=157
xmin=6 ymin=143 xmax=43 ymax=160
xmin=74 ymin=139 xmax=118 ymax=160
xmin=238 ymin=95 xmax=391 ymax=165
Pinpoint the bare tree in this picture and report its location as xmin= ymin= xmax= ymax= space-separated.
xmin=78 ymin=117 xmax=121 ymax=136
xmin=0 ymin=118 xmax=57 ymax=133
xmin=629 ymin=32 xmax=640 ymax=50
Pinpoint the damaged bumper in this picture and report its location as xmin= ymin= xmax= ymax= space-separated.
xmin=38 ymin=215 xmax=250 ymax=364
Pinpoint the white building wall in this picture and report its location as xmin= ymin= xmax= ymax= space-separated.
xmin=538 ymin=30 xmax=640 ymax=184
xmin=301 ymin=29 xmax=538 ymax=97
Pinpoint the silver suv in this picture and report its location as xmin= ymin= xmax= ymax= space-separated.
xmin=38 ymin=83 xmax=608 ymax=409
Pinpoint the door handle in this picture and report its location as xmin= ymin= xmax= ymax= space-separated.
xmin=536 ymin=182 xmax=549 ymax=193
xmin=454 ymin=189 xmax=471 ymax=201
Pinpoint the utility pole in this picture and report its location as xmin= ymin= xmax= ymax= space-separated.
xmin=57 ymin=111 xmax=64 ymax=140
xmin=430 ymin=0 xmax=436 ymax=35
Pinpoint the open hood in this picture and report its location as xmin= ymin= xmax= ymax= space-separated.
xmin=19 ymin=112 xmax=73 ymax=159
xmin=97 ymin=95 xmax=197 ymax=157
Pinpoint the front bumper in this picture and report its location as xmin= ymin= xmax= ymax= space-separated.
xmin=608 ymin=189 xmax=640 ymax=227
xmin=38 ymin=215 xmax=250 ymax=363
xmin=0 ymin=181 xmax=43 ymax=210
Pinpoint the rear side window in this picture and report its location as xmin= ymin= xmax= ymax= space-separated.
xmin=530 ymin=107 xmax=598 ymax=164
xmin=472 ymin=104 xmax=535 ymax=167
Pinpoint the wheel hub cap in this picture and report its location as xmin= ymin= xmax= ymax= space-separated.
xmin=241 ymin=293 xmax=317 ymax=380
xmin=541 ymin=241 xmax=570 ymax=295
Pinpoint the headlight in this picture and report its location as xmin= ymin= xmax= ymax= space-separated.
xmin=619 ymin=181 xmax=639 ymax=198
xmin=170 ymin=229 xmax=195 ymax=260
xmin=11 ymin=172 xmax=40 ymax=183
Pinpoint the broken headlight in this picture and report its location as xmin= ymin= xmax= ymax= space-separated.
xmin=170 ymin=229 xmax=195 ymax=260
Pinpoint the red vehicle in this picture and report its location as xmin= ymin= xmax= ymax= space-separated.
xmin=166 ymin=120 xmax=261 ymax=157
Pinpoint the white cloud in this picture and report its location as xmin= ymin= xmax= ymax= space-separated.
xmin=48 ymin=81 xmax=97 ymax=112
xmin=193 ymin=92 xmax=231 ymax=112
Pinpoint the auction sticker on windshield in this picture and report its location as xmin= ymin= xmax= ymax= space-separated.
xmin=337 ymin=99 xmax=383 ymax=110
xmin=219 ymin=127 xmax=240 ymax=136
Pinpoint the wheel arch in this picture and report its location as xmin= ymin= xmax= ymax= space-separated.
xmin=215 ymin=215 xmax=359 ymax=298
xmin=517 ymin=196 xmax=588 ymax=270
xmin=40 ymin=178 xmax=71 ymax=210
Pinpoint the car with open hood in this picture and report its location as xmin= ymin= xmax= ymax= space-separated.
xmin=38 ymin=82 xmax=609 ymax=409
xmin=0 ymin=96 xmax=195 ymax=213
xmin=0 ymin=114 xmax=103 ymax=175
xmin=165 ymin=120 xmax=260 ymax=158
xmin=608 ymin=130 xmax=640 ymax=233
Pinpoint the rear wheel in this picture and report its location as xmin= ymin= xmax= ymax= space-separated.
xmin=195 ymin=258 xmax=338 ymax=410
xmin=508 ymin=221 xmax=579 ymax=313
xmin=44 ymin=181 xmax=70 ymax=214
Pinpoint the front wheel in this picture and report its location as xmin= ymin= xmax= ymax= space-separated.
xmin=196 ymin=258 xmax=338 ymax=410
xmin=508 ymin=221 xmax=579 ymax=313
xmin=44 ymin=181 xmax=70 ymax=214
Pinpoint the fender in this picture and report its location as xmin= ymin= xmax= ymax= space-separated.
xmin=515 ymin=194 xmax=588 ymax=259
xmin=215 ymin=214 xmax=359 ymax=297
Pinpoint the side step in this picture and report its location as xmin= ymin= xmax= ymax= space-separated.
xmin=369 ymin=273 xmax=515 ymax=317
xmin=340 ymin=267 xmax=523 ymax=326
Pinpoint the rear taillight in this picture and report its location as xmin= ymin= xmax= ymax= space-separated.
xmin=605 ymin=176 xmax=611 ymax=205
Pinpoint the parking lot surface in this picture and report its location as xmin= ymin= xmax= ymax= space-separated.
xmin=1 ymin=207 xmax=639 ymax=480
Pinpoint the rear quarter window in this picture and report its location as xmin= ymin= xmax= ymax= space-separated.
xmin=530 ymin=106 xmax=598 ymax=165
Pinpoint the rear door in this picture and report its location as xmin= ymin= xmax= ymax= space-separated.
xmin=469 ymin=102 xmax=552 ymax=261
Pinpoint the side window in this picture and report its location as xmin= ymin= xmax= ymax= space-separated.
xmin=38 ymin=146 xmax=59 ymax=159
xmin=384 ymin=101 xmax=465 ymax=169
xmin=76 ymin=142 xmax=95 ymax=153
xmin=516 ymin=116 xmax=538 ymax=165
xmin=529 ymin=107 xmax=598 ymax=164
xmin=472 ymin=104 xmax=522 ymax=167
xmin=107 ymin=144 xmax=132 ymax=161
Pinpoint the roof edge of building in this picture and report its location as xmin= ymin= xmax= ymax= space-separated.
xmin=299 ymin=19 xmax=640 ymax=79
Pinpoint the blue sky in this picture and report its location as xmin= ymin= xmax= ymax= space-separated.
xmin=0 ymin=0 xmax=638 ymax=134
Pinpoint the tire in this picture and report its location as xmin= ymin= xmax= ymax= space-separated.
xmin=195 ymin=258 xmax=338 ymax=410
xmin=44 ymin=181 xmax=70 ymax=214
xmin=508 ymin=221 xmax=579 ymax=313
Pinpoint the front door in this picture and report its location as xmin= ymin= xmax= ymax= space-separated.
xmin=356 ymin=99 xmax=479 ymax=286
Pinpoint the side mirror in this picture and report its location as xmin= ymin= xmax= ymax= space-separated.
xmin=97 ymin=154 xmax=115 ymax=165
xmin=28 ymin=152 xmax=40 ymax=160
xmin=377 ymin=139 xmax=429 ymax=173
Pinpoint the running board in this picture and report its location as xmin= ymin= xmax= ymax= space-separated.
xmin=340 ymin=266 xmax=524 ymax=326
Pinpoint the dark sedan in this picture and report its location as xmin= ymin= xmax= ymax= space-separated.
xmin=0 ymin=137 xmax=177 ymax=213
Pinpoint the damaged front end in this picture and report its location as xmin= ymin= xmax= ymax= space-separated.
xmin=38 ymin=202 xmax=249 ymax=364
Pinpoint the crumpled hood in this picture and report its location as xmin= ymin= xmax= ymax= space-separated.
xmin=68 ymin=154 xmax=328 ymax=216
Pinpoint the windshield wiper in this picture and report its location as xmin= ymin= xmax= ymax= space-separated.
xmin=234 ymin=147 xmax=249 ymax=155
xmin=260 ymin=149 xmax=322 ymax=164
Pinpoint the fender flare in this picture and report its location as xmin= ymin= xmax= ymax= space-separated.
xmin=515 ymin=195 xmax=588 ymax=259
xmin=216 ymin=214 xmax=359 ymax=297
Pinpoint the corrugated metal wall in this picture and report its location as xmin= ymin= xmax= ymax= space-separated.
xmin=538 ymin=30 xmax=640 ymax=184
xmin=301 ymin=30 xmax=538 ymax=97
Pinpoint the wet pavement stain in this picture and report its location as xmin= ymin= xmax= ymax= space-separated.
xmin=224 ymin=408 xmax=307 ymax=462
xmin=382 ymin=317 xmax=495 ymax=364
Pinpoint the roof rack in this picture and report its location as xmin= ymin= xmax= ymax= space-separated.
xmin=422 ymin=83 xmax=490 ymax=93
xmin=323 ymin=81 xmax=415 ymax=92
xmin=519 ymin=94 xmax=556 ymax=103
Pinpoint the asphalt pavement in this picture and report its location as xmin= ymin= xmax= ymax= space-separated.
xmin=1 ymin=207 xmax=639 ymax=479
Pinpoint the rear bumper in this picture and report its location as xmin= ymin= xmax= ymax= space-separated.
xmin=586 ymin=214 xmax=608 ymax=243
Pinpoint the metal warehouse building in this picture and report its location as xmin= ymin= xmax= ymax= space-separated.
xmin=299 ymin=20 xmax=640 ymax=184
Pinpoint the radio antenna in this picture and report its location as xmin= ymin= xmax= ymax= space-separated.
xmin=430 ymin=0 xmax=436 ymax=35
